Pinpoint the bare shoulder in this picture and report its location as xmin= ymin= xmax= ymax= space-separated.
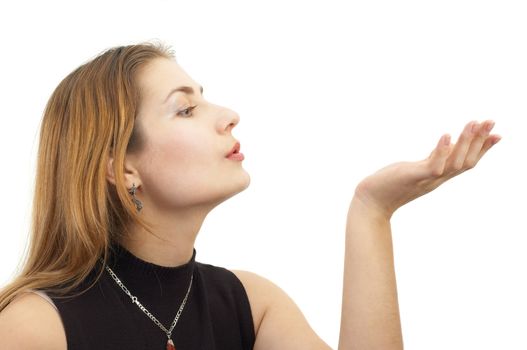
xmin=230 ymin=270 xmax=277 ymax=331
xmin=231 ymin=270 xmax=331 ymax=350
xmin=0 ymin=292 xmax=67 ymax=350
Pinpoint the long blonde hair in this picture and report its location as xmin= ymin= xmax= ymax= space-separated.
xmin=0 ymin=42 xmax=173 ymax=311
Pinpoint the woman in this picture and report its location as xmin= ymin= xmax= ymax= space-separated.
xmin=0 ymin=42 xmax=500 ymax=349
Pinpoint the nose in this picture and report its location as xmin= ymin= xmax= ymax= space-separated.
xmin=216 ymin=107 xmax=240 ymax=134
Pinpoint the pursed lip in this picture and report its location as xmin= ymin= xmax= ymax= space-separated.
xmin=226 ymin=141 xmax=241 ymax=157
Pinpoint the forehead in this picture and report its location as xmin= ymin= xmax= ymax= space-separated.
xmin=137 ymin=57 xmax=198 ymax=104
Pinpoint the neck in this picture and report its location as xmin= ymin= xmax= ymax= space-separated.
xmin=119 ymin=206 xmax=210 ymax=267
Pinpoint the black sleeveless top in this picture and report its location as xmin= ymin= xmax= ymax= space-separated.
xmin=48 ymin=244 xmax=256 ymax=350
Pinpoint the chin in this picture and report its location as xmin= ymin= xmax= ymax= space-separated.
xmin=215 ymin=170 xmax=251 ymax=205
xmin=229 ymin=170 xmax=251 ymax=197
xmin=239 ymin=169 xmax=251 ymax=190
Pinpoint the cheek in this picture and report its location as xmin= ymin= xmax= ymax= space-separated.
xmin=138 ymin=128 xmax=219 ymax=205
xmin=146 ymin=127 xmax=214 ymax=176
xmin=156 ymin=132 xmax=207 ymax=165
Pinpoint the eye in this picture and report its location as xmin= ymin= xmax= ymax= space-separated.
xmin=177 ymin=105 xmax=197 ymax=117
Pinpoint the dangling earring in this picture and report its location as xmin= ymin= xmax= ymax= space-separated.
xmin=128 ymin=183 xmax=143 ymax=212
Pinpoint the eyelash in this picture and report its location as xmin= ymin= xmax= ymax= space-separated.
xmin=177 ymin=105 xmax=197 ymax=117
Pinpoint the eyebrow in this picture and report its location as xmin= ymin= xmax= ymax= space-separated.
xmin=164 ymin=85 xmax=204 ymax=103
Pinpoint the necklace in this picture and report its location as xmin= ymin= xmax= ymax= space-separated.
xmin=104 ymin=261 xmax=193 ymax=350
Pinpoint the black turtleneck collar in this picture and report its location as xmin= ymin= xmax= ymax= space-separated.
xmin=103 ymin=242 xmax=197 ymax=300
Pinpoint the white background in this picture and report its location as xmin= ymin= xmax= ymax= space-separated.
xmin=1 ymin=1 xmax=526 ymax=348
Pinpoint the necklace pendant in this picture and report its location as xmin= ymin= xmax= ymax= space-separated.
xmin=166 ymin=339 xmax=176 ymax=350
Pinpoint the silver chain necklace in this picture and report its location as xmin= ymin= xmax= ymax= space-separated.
xmin=104 ymin=262 xmax=193 ymax=350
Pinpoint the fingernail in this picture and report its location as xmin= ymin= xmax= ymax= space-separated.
xmin=486 ymin=121 xmax=495 ymax=132
xmin=471 ymin=122 xmax=478 ymax=134
xmin=443 ymin=134 xmax=451 ymax=146
xmin=492 ymin=136 xmax=501 ymax=145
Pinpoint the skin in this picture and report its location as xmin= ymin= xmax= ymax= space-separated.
xmin=0 ymin=57 xmax=500 ymax=349
xmin=106 ymin=57 xmax=252 ymax=267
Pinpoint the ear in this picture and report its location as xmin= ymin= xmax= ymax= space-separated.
xmin=106 ymin=154 xmax=141 ymax=189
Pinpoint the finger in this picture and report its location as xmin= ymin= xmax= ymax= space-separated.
xmin=475 ymin=134 xmax=501 ymax=163
xmin=464 ymin=120 xmax=495 ymax=169
xmin=445 ymin=121 xmax=478 ymax=173
xmin=426 ymin=133 xmax=452 ymax=177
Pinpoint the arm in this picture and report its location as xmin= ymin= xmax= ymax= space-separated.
xmin=338 ymin=198 xmax=402 ymax=349
xmin=233 ymin=270 xmax=332 ymax=350
xmin=0 ymin=292 xmax=67 ymax=350
xmin=338 ymin=120 xmax=500 ymax=349
xmin=235 ymin=120 xmax=499 ymax=350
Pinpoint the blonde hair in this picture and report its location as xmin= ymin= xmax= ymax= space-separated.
xmin=0 ymin=42 xmax=174 ymax=311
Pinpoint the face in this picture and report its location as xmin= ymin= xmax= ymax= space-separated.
xmin=127 ymin=57 xmax=250 ymax=212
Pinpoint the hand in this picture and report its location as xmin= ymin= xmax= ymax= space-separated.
xmin=353 ymin=120 xmax=501 ymax=219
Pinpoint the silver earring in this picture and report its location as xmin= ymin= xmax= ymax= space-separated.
xmin=128 ymin=183 xmax=143 ymax=212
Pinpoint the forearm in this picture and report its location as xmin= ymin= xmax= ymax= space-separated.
xmin=338 ymin=196 xmax=403 ymax=350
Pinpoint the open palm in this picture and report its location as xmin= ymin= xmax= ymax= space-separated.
xmin=354 ymin=120 xmax=500 ymax=219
